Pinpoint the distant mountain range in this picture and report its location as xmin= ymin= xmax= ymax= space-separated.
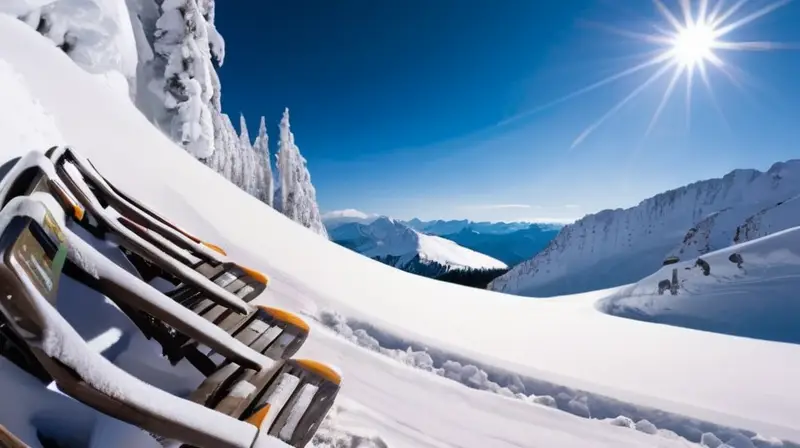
xmin=489 ymin=160 xmax=800 ymax=297
xmin=440 ymin=226 xmax=561 ymax=266
xmin=403 ymin=218 xmax=561 ymax=236
xmin=323 ymin=213 xmax=564 ymax=273
xmin=327 ymin=217 xmax=507 ymax=278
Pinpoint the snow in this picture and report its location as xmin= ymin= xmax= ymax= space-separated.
xmin=275 ymin=108 xmax=328 ymax=238
xmin=0 ymin=12 xmax=799 ymax=448
xmin=7 ymin=233 xmax=262 ymax=448
xmin=255 ymin=373 xmax=300 ymax=433
xmin=5 ymin=0 xmax=139 ymax=98
xmin=278 ymin=383 xmax=318 ymax=441
xmin=600 ymin=226 xmax=800 ymax=344
xmin=4 ymin=194 xmax=272 ymax=370
xmin=59 ymin=159 xmax=252 ymax=314
xmin=417 ymin=230 xmax=507 ymax=269
xmin=404 ymin=218 xmax=545 ymax=236
xmin=490 ymin=161 xmax=800 ymax=297
xmin=330 ymin=216 xmax=507 ymax=273
xmin=322 ymin=209 xmax=380 ymax=228
xmin=0 ymin=59 xmax=64 ymax=153
xmin=229 ymin=380 xmax=257 ymax=398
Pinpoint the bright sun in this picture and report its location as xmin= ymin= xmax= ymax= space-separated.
xmin=498 ymin=0 xmax=794 ymax=149
xmin=671 ymin=21 xmax=718 ymax=68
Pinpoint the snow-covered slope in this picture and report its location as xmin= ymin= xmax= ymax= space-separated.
xmin=330 ymin=216 xmax=507 ymax=277
xmin=665 ymin=193 xmax=800 ymax=261
xmin=1 ymin=14 xmax=800 ymax=448
xmin=489 ymin=163 xmax=800 ymax=297
xmin=600 ymin=225 xmax=800 ymax=345
xmin=441 ymin=225 xmax=560 ymax=266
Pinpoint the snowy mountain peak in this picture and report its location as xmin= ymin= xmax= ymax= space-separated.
xmin=329 ymin=217 xmax=506 ymax=277
xmin=489 ymin=160 xmax=800 ymax=297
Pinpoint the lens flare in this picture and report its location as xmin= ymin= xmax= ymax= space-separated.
xmin=500 ymin=0 xmax=796 ymax=148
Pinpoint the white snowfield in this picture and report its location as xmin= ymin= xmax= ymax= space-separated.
xmin=601 ymin=225 xmax=800 ymax=346
xmin=1 ymin=13 xmax=800 ymax=448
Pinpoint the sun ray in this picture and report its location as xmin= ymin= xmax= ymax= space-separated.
xmin=705 ymin=52 xmax=743 ymax=88
xmin=653 ymin=0 xmax=685 ymax=31
xmin=495 ymin=52 xmax=673 ymax=127
xmin=698 ymin=0 xmax=711 ymax=23
xmin=571 ymin=62 xmax=676 ymax=148
xmin=646 ymin=65 xmax=685 ymax=136
xmin=501 ymin=0 xmax=796 ymax=149
xmin=697 ymin=60 xmax=733 ymax=131
xmin=710 ymin=0 xmax=749 ymax=28
xmin=714 ymin=40 xmax=800 ymax=50
xmin=679 ymin=0 xmax=695 ymax=25
xmin=579 ymin=20 xmax=673 ymax=44
xmin=713 ymin=0 xmax=791 ymax=37
xmin=707 ymin=0 xmax=727 ymax=24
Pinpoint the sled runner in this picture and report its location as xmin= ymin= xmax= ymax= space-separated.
xmin=0 ymin=152 xmax=308 ymax=371
xmin=45 ymin=146 xmax=231 ymax=264
xmin=43 ymin=146 xmax=268 ymax=292
xmin=0 ymin=196 xmax=340 ymax=448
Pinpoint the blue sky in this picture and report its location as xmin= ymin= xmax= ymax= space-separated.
xmin=215 ymin=0 xmax=800 ymax=223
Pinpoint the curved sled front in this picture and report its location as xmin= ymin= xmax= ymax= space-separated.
xmin=0 ymin=196 xmax=341 ymax=448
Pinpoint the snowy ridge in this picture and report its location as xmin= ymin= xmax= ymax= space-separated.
xmin=330 ymin=216 xmax=506 ymax=277
xmin=489 ymin=161 xmax=800 ymax=297
xmin=735 ymin=194 xmax=800 ymax=244
xmin=600 ymin=225 xmax=800 ymax=345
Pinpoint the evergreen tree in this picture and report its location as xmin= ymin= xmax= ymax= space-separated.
xmin=153 ymin=0 xmax=216 ymax=158
xmin=253 ymin=116 xmax=274 ymax=206
xmin=275 ymin=108 xmax=328 ymax=238
xmin=227 ymin=113 xmax=246 ymax=189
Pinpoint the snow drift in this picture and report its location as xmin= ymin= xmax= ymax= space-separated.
xmin=600 ymin=225 xmax=800 ymax=345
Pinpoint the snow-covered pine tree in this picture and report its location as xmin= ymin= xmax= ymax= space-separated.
xmin=237 ymin=114 xmax=256 ymax=194
xmin=209 ymin=112 xmax=238 ymax=181
xmin=275 ymin=108 xmax=328 ymax=238
xmin=253 ymin=116 xmax=274 ymax=206
xmin=152 ymin=0 xmax=217 ymax=159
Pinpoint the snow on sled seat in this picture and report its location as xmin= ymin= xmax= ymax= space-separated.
xmin=0 ymin=152 xmax=308 ymax=372
xmin=0 ymin=193 xmax=270 ymax=377
xmin=44 ymin=146 xmax=271 ymax=293
xmin=0 ymin=425 xmax=31 ymax=448
xmin=45 ymin=145 xmax=231 ymax=262
xmin=0 ymin=153 xmax=308 ymax=372
xmin=38 ymin=148 xmax=306 ymax=366
xmin=22 ymin=150 xmax=252 ymax=315
xmin=0 ymin=197 xmax=341 ymax=448
xmin=156 ymin=264 xmax=309 ymax=375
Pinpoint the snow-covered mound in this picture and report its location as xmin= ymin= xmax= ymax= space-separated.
xmin=2 ymin=13 xmax=800 ymax=447
xmin=600 ymin=226 xmax=800 ymax=344
xmin=2 ymin=0 xmax=139 ymax=97
xmin=330 ymin=216 xmax=507 ymax=277
xmin=489 ymin=162 xmax=800 ymax=297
